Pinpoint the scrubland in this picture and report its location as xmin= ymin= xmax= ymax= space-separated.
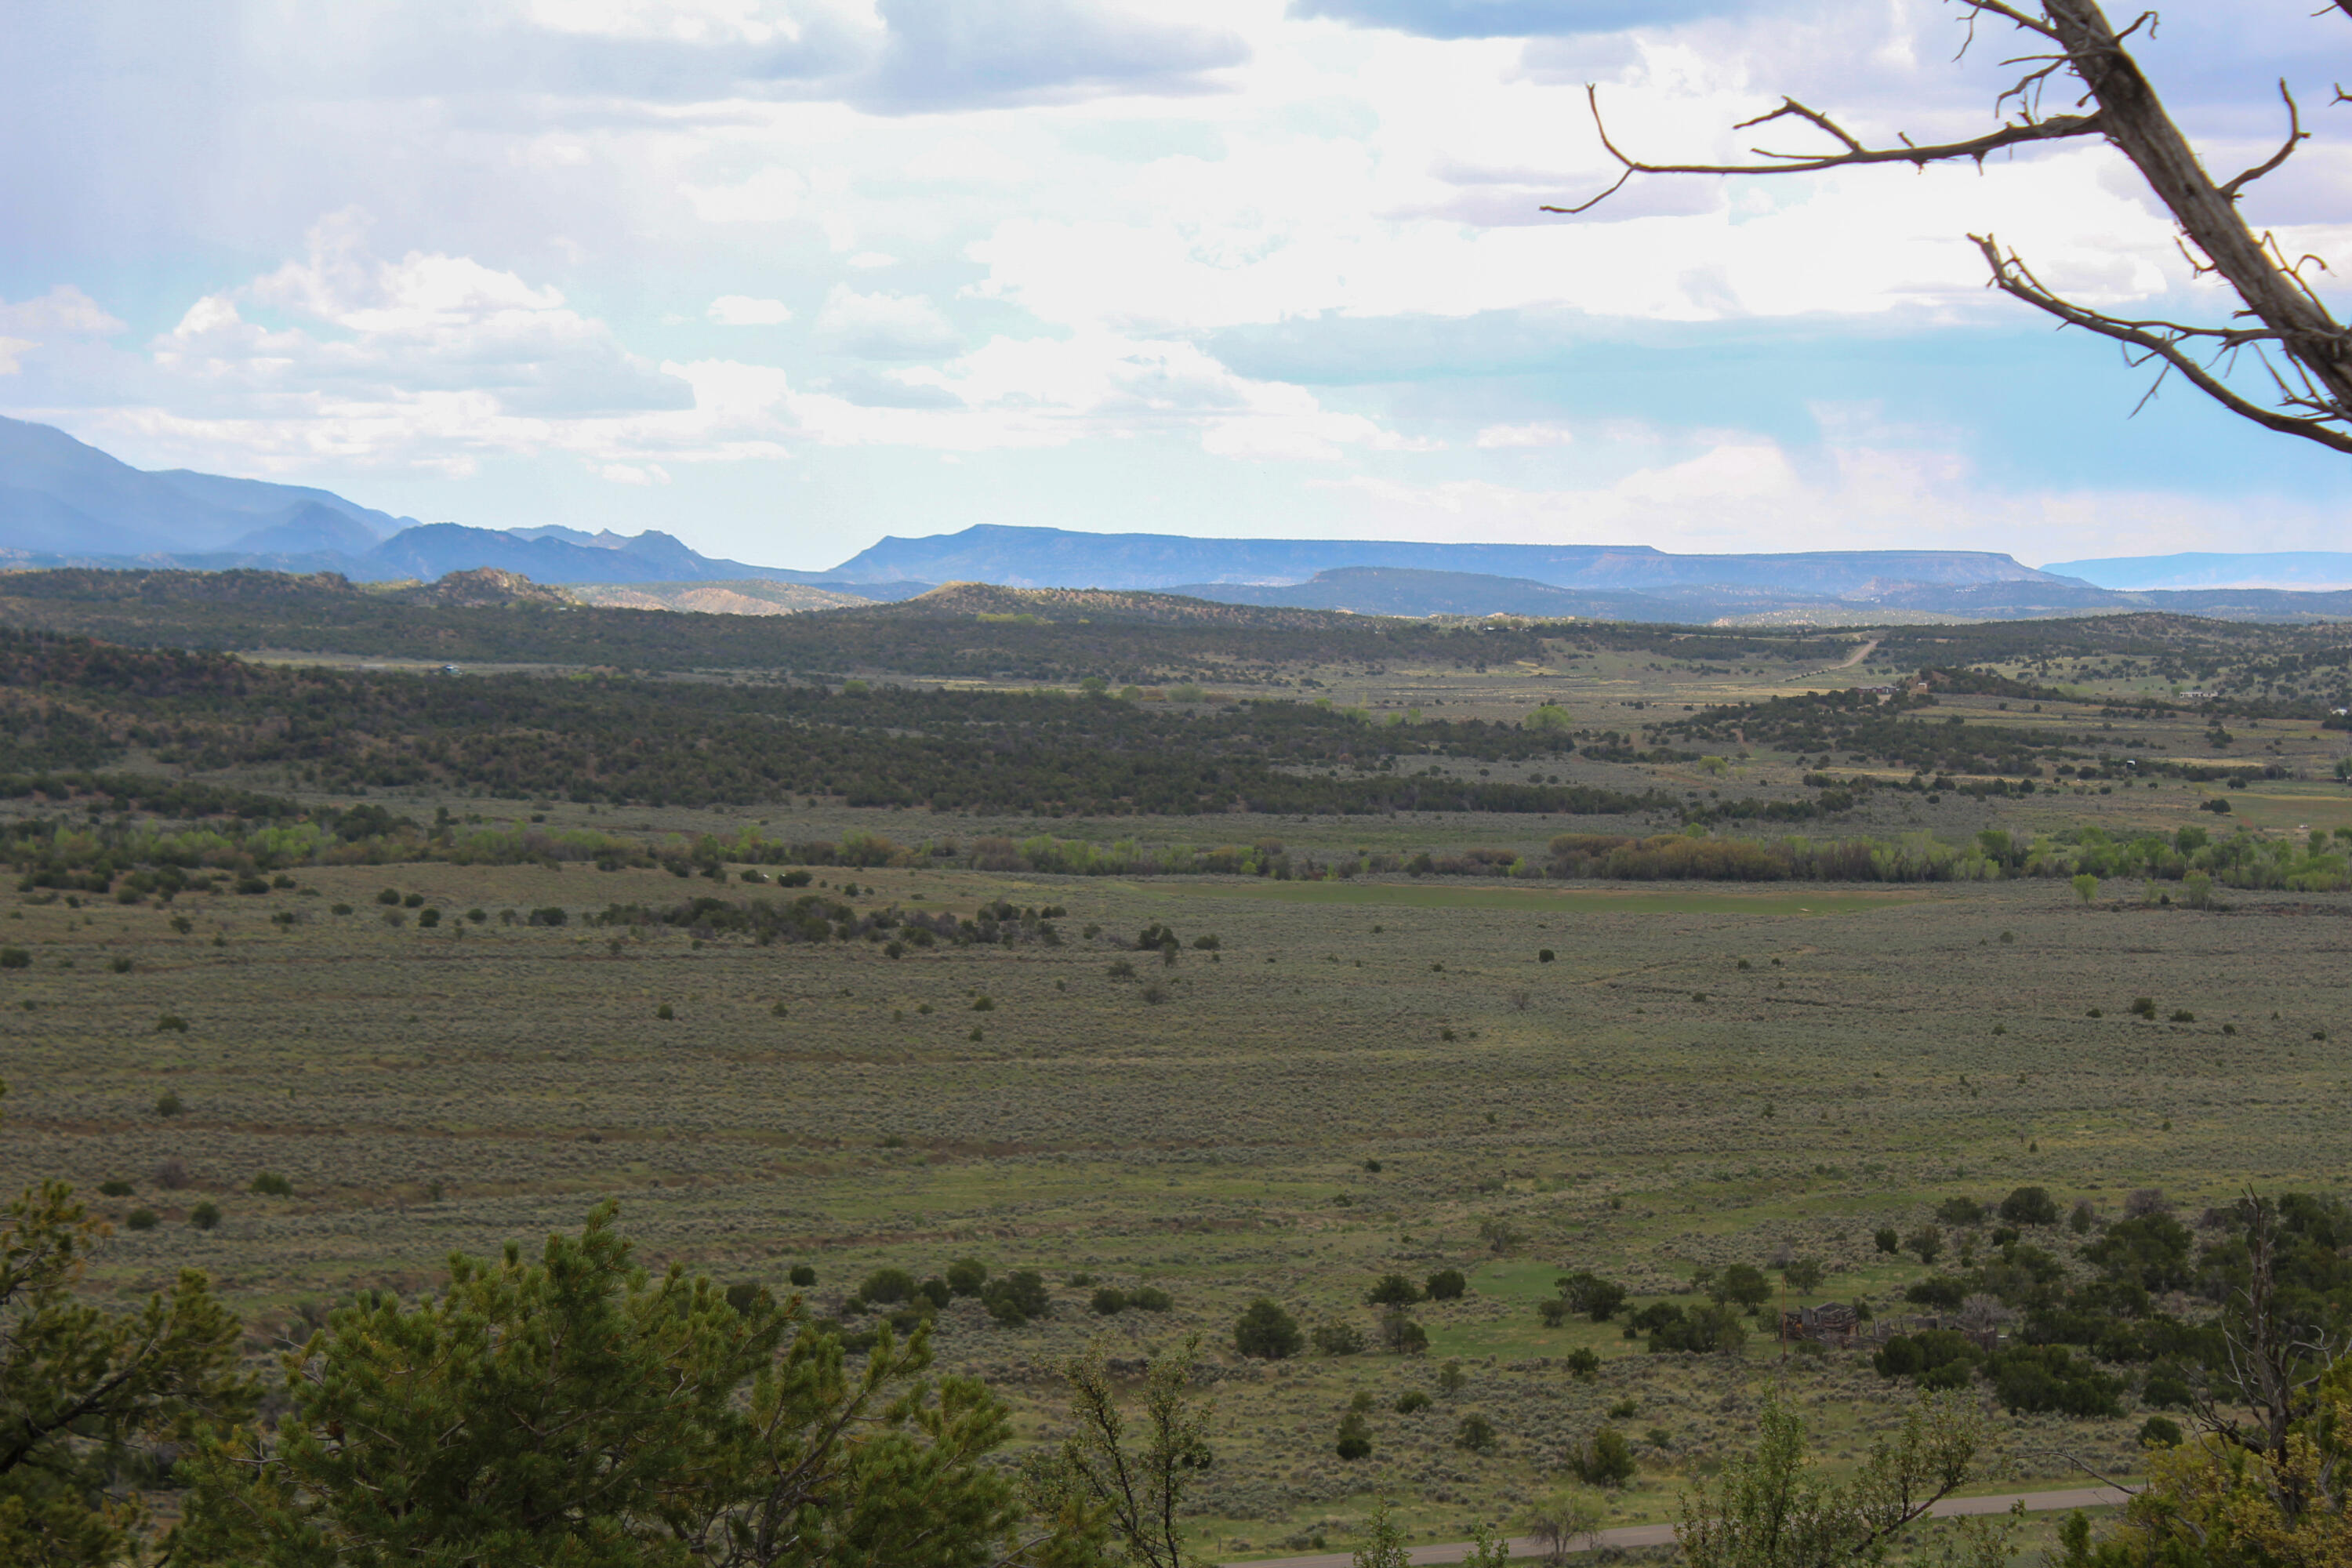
xmin=5 ymin=847 xmax=2343 ymax=1554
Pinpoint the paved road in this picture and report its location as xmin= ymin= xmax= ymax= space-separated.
xmin=1221 ymin=1485 xmax=2132 ymax=1566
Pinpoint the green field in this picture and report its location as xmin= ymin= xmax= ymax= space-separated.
xmin=7 ymin=847 xmax=2342 ymax=1555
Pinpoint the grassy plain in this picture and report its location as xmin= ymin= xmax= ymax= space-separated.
xmin=7 ymin=845 xmax=2348 ymax=1555
xmin=5 ymin=626 xmax=2350 ymax=1561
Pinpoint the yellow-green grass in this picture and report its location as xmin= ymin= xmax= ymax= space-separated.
xmin=0 ymin=843 xmax=2326 ymax=1547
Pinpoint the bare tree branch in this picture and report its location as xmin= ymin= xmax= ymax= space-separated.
xmin=1543 ymin=85 xmax=2101 ymax=216
xmin=1548 ymin=0 xmax=2352 ymax=454
xmin=2219 ymin=81 xmax=2308 ymax=199
xmin=1972 ymin=235 xmax=2352 ymax=453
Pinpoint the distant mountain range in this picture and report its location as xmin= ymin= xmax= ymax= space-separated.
xmin=0 ymin=415 xmax=926 ymax=596
xmin=2042 ymin=550 xmax=2352 ymax=591
xmin=4 ymin=413 xmax=2351 ymax=623
xmin=831 ymin=523 xmax=2065 ymax=595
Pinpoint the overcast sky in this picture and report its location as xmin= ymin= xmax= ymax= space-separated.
xmin=2 ymin=0 xmax=2346 ymax=570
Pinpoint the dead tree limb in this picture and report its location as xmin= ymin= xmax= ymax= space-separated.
xmin=1553 ymin=0 xmax=2352 ymax=455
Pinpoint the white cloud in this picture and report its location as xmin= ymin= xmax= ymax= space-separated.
xmin=598 ymin=461 xmax=673 ymax=483
xmin=0 ymin=286 xmax=127 ymax=375
xmin=684 ymin=168 xmax=810 ymax=224
xmin=815 ymin=285 xmax=960 ymax=358
xmin=0 ymin=285 xmax=127 ymax=340
xmin=8 ymin=0 xmax=2349 ymax=559
xmin=1475 ymin=422 xmax=1575 ymax=448
xmin=708 ymin=295 xmax=795 ymax=325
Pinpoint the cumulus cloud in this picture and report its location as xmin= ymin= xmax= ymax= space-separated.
xmin=815 ymin=285 xmax=960 ymax=358
xmin=0 ymin=287 xmax=127 ymax=376
xmin=1290 ymin=0 xmax=1741 ymax=41
xmin=708 ymin=295 xmax=796 ymax=324
xmin=5 ymin=0 xmax=2347 ymax=561
xmin=1474 ymin=422 xmax=1574 ymax=448
xmin=857 ymin=0 xmax=1248 ymax=112
xmin=26 ymin=216 xmax=815 ymax=479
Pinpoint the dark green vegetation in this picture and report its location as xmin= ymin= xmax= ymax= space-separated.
xmin=0 ymin=629 xmax=1661 ymax=814
xmin=0 ymin=570 xmax=1839 ymax=681
xmin=5 ymin=570 xmax=2352 ymax=1561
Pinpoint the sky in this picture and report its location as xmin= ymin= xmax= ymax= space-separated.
xmin=2 ymin=0 xmax=2347 ymax=572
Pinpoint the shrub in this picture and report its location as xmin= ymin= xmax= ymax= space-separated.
xmin=1566 ymin=1347 xmax=1600 ymax=1379
xmin=1455 ymin=1414 xmax=1498 ymax=1454
xmin=1381 ymin=1310 xmax=1429 ymax=1356
xmin=98 ymin=1178 xmax=133 ymax=1198
xmin=946 ymin=1258 xmax=989 ymax=1297
xmin=2129 ymin=996 xmax=2158 ymax=1018
xmin=1904 ymin=1276 xmax=1968 ymax=1310
xmin=970 ymin=996 xmax=994 ymax=1011
xmin=1089 ymin=1287 xmax=1127 ymax=1316
xmin=858 ymin=1267 xmax=918 ymax=1305
xmin=1396 ymin=1389 xmax=1432 ymax=1414
xmin=1335 ymin=1412 xmax=1373 ymax=1461
xmin=249 ymin=1171 xmax=294 ymax=1197
xmin=0 ymin=947 xmax=26 ymax=968
xmin=1537 ymin=1299 xmax=1570 ymax=1327
xmin=1998 ymin=1185 xmax=2061 ymax=1226
xmin=2143 ymin=1371 xmax=2194 ymax=1409
xmin=154 ymin=1158 xmax=191 ymax=1190
xmin=154 ymin=1015 xmax=190 ymax=1035
xmin=1712 ymin=1263 xmax=1770 ymax=1311
xmin=125 ymin=1208 xmax=158 ymax=1231
xmin=1131 ymin=1286 xmax=1172 ymax=1312
xmin=1780 ymin=1257 xmax=1826 ymax=1293
xmin=1904 ymin=1226 xmax=1944 ymax=1265
xmin=1425 ymin=1268 xmax=1467 ymax=1301
xmin=1988 ymin=1345 xmax=2123 ymax=1417
xmin=188 ymin=1200 xmax=222 ymax=1231
xmin=1437 ymin=1359 xmax=1466 ymax=1395
xmin=1312 ymin=1323 xmax=1364 ymax=1356
xmin=416 ymin=906 xmax=441 ymax=928
xmin=1567 ymin=1427 xmax=1636 ymax=1487
xmin=1235 ymin=1299 xmax=1303 ymax=1359
xmin=1873 ymin=1226 xmax=1900 ymax=1254
xmin=155 ymin=1091 xmax=185 ymax=1117
xmin=1105 ymin=960 xmax=1134 ymax=978
xmin=1874 ymin=1330 xmax=1980 ymax=1384
xmin=1366 ymin=1272 xmax=1422 ymax=1307
xmin=1538 ymin=949 xmax=1555 ymax=963
xmin=919 ymin=1277 xmax=951 ymax=1308
xmin=788 ymin=1265 xmax=817 ymax=1287
xmin=1559 ymin=1272 xmax=1628 ymax=1321
xmin=982 ymin=1271 xmax=1051 ymax=1326
xmin=1648 ymin=1303 xmax=1748 ymax=1355
xmin=2139 ymin=1415 xmax=2185 ymax=1447
xmin=376 ymin=888 xmax=401 ymax=906
xmin=655 ymin=1004 xmax=674 ymax=1020
xmin=1936 ymin=1196 xmax=1987 ymax=1227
